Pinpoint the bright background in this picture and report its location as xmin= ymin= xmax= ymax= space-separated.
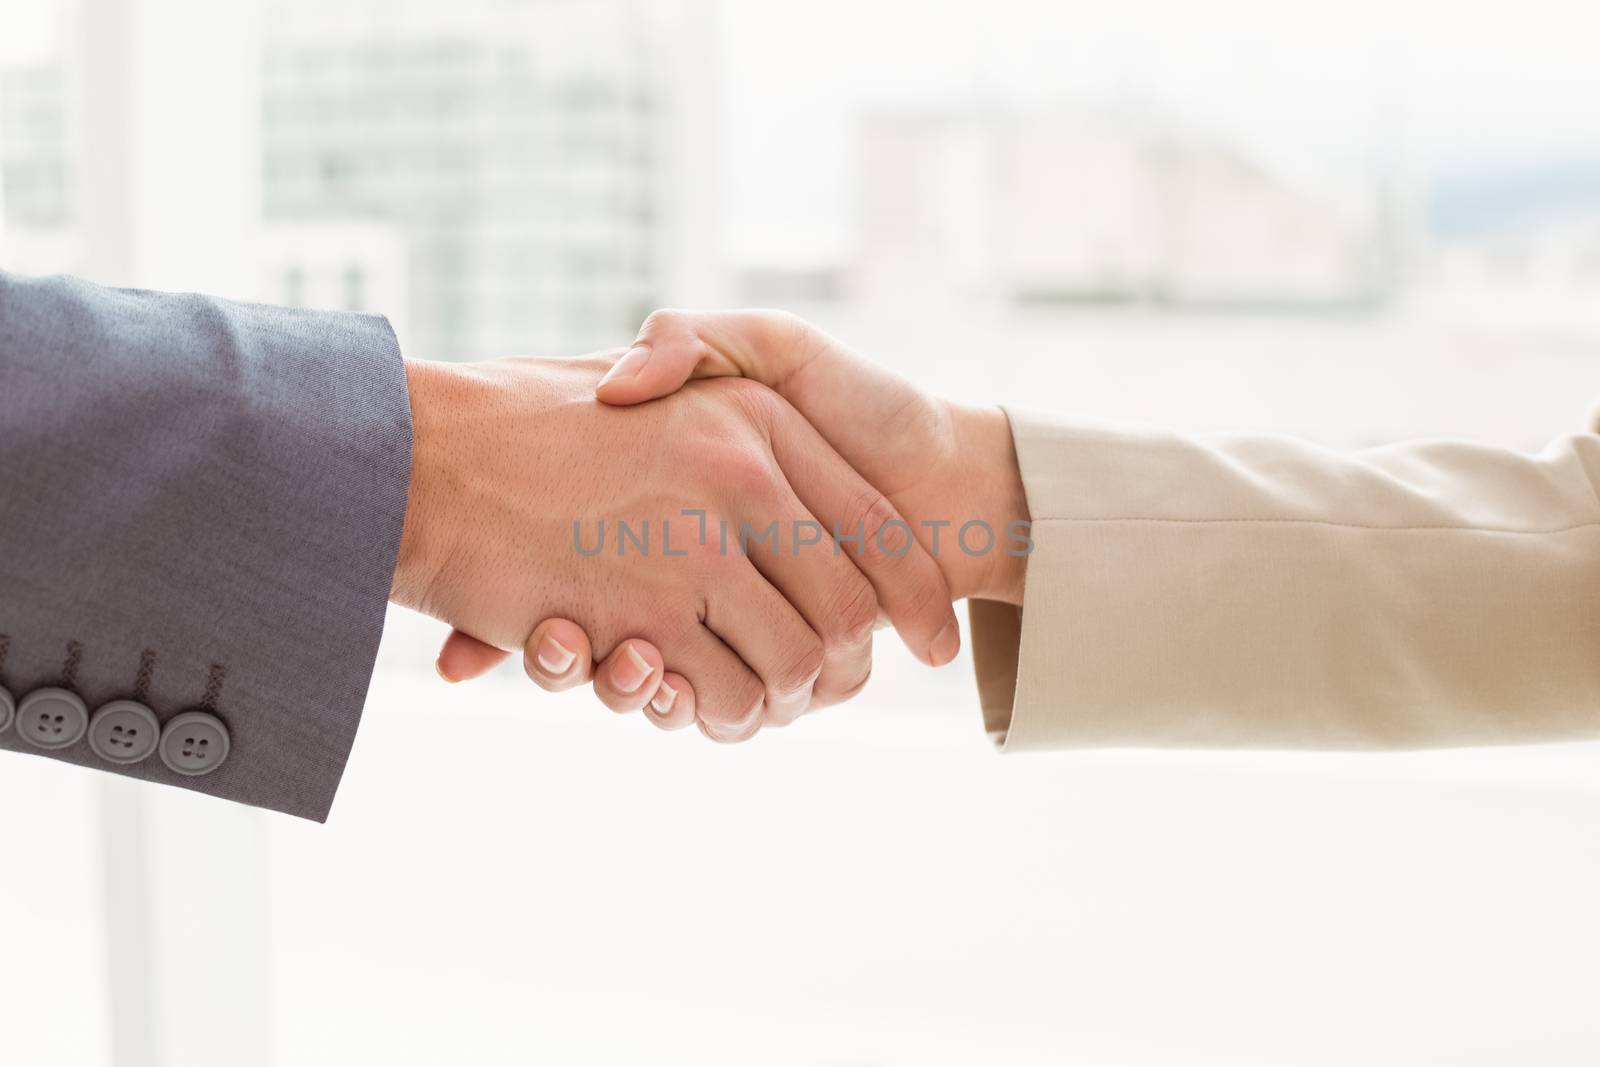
xmin=2 ymin=1 xmax=1599 ymax=1064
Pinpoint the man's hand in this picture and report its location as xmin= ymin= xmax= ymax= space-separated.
xmin=396 ymin=352 xmax=959 ymax=741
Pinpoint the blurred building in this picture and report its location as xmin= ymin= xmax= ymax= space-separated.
xmin=261 ymin=0 xmax=717 ymax=361
xmin=0 ymin=65 xmax=69 ymax=230
xmin=853 ymin=109 xmax=1388 ymax=314
xmin=738 ymin=109 xmax=1391 ymax=316
xmin=0 ymin=63 xmax=84 ymax=273
xmin=1421 ymin=159 xmax=1600 ymax=334
xmin=1 ymin=0 xmax=717 ymax=356
xmin=258 ymin=220 xmax=410 ymax=339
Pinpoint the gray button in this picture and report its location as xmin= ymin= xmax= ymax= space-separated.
xmin=88 ymin=700 xmax=162 ymax=765
xmin=0 ymin=685 xmax=13 ymax=735
xmin=17 ymin=688 xmax=89 ymax=750
xmin=159 ymin=710 xmax=230 ymax=777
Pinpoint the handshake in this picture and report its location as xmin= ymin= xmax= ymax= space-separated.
xmin=392 ymin=310 xmax=1032 ymax=742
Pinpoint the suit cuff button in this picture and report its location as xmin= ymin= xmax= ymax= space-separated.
xmin=159 ymin=710 xmax=231 ymax=777
xmin=88 ymin=700 xmax=162 ymax=765
xmin=16 ymin=687 xmax=89 ymax=750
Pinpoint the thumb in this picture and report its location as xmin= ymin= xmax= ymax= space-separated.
xmin=594 ymin=309 xmax=800 ymax=406
xmin=435 ymin=628 xmax=513 ymax=682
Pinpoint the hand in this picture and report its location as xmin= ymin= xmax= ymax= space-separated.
xmin=599 ymin=310 xmax=1030 ymax=603
xmin=396 ymin=352 xmax=960 ymax=741
xmin=437 ymin=315 xmax=1030 ymax=729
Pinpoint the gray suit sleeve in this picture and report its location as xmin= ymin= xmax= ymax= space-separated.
xmin=0 ymin=270 xmax=412 ymax=821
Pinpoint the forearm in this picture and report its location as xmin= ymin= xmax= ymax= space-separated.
xmin=972 ymin=412 xmax=1600 ymax=750
xmin=0 ymin=271 xmax=410 ymax=820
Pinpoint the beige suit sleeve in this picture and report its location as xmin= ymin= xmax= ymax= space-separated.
xmin=969 ymin=407 xmax=1600 ymax=751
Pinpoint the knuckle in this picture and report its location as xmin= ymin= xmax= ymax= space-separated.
xmin=824 ymin=576 xmax=879 ymax=648
xmin=638 ymin=307 xmax=713 ymax=367
xmin=763 ymin=701 xmax=807 ymax=728
xmin=772 ymin=637 xmax=826 ymax=695
xmin=683 ymin=427 xmax=775 ymax=497
xmin=721 ymin=445 xmax=779 ymax=496
xmin=664 ymin=388 xmax=781 ymax=476
xmin=712 ymin=677 xmax=767 ymax=728
xmin=834 ymin=662 xmax=873 ymax=703
xmin=849 ymin=489 xmax=909 ymax=563
xmin=753 ymin=308 xmax=809 ymax=354
xmin=813 ymin=660 xmax=872 ymax=709
xmin=639 ymin=307 xmax=686 ymax=338
xmin=841 ymin=661 xmax=873 ymax=699
xmin=765 ymin=308 xmax=806 ymax=335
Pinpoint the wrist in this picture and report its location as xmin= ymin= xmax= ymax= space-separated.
xmin=944 ymin=403 xmax=1029 ymax=606
xmin=392 ymin=357 xmax=463 ymax=611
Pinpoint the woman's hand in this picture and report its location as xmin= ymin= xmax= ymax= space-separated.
xmin=593 ymin=310 xmax=1029 ymax=607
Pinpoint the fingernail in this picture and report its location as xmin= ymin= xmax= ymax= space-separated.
xmin=651 ymin=680 xmax=678 ymax=714
xmin=930 ymin=619 xmax=960 ymax=666
xmin=613 ymin=643 xmax=653 ymax=693
xmin=599 ymin=344 xmax=651 ymax=387
xmin=435 ymin=659 xmax=459 ymax=684
xmin=536 ymin=634 xmax=577 ymax=675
